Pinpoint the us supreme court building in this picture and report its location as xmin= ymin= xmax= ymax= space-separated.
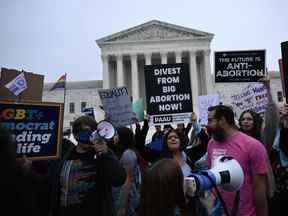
xmin=96 ymin=20 xmax=214 ymax=112
xmin=43 ymin=20 xmax=284 ymax=129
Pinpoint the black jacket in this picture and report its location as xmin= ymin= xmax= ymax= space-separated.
xmin=49 ymin=145 xmax=126 ymax=216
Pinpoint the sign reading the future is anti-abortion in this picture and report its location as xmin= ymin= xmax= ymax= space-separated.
xmin=0 ymin=101 xmax=63 ymax=160
xmin=215 ymin=50 xmax=266 ymax=82
xmin=144 ymin=63 xmax=193 ymax=125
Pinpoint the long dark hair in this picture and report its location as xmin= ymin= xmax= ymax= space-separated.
xmin=113 ymin=127 xmax=136 ymax=158
xmin=239 ymin=110 xmax=263 ymax=141
xmin=161 ymin=129 xmax=186 ymax=158
xmin=138 ymin=159 xmax=187 ymax=216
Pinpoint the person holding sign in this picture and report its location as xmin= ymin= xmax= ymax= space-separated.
xmin=49 ymin=116 xmax=126 ymax=216
xmin=269 ymin=103 xmax=288 ymax=214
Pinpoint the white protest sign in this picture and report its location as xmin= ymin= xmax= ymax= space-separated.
xmin=5 ymin=73 xmax=27 ymax=96
xmin=98 ymin=87 xmax=133 ymax=127
xmin=198 ymin=94 xmax=219 ymax=125
xmin=230 ymin=83 xmax=268 ymax=118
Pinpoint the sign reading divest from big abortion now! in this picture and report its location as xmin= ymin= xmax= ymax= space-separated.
xmin=144 ymin=63 xmax=193 ymax=125
xmin=0 ymin=101 xmax=63 ymax=160
xmin=215 ymin=50 xmax=266 ymax=82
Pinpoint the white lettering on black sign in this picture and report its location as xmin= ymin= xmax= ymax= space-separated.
xmin=144 ymin=63 xmax=193 ymax=117
xmin=215 ymin=50 xmax=266 ymax=82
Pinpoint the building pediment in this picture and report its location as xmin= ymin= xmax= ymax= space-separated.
xmin=97 ymin=20 xmax=214 ymax=45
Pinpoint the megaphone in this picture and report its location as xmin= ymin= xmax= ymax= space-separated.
xmin=89 ymin=120 xmax=116 ymax=142
xmin=184 ymin=156 xmax=244 ymax=197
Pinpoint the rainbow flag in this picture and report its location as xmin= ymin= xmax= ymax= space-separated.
xmin=50 ymin=74 xmax=66 ymax=91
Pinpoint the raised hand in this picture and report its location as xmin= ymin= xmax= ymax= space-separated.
xmin=191 ymin=112 xmax=198 ymax=122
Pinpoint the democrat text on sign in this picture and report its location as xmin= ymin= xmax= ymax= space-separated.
xmin=0 ymin=101 xmax=63 ymax=160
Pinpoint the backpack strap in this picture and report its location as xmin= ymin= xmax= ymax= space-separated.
xmin=202 ymin=172 xmax=240 ymax=216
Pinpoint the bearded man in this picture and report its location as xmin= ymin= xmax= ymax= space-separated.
xmin=206 ymin=105 xmax=268 ymax=216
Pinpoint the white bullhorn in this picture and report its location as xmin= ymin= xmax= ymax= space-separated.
xmin=209 ymin=156 xmax=244 ymax=191
xmin=184 ymin=156 xmax=244 ymax=197
xmin=96 ymin=120 xmax=115 ymax=140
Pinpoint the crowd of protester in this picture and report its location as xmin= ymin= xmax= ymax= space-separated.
xmin=1 ymin=78 xmax=288 ymax=216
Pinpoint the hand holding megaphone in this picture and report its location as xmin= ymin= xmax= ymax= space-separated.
xmin=89 ymin=120 xmax=116 ymax=158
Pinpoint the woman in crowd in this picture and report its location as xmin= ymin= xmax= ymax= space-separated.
xmin=136 ymin=128 xmax=195 ymax=177
xmin=238 ymin=78 xmax=278 ymax=199
xmin=138 ymin=159 xmax=189 ymax=216
xmin=238 ymin=110 xmax=263 ymax=141
xmin=136 ymin=115 xmax=208 ymax=176
xmin=269 ymin=103 xmax=288 ymax=213
xmin=49 ymin=116 xmax=126 ymax=216
xmin=238 ymin=77 xmax=279 ymax=152
xmin=112 ymin=127 xmax=141 ymax=216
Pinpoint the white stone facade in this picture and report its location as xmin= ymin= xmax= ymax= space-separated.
xmin=42 ymin=20 xmax=285 ymax=130
xmin=96 ymin=20 xmax=214 ymax=113
xmin=42 ymin=71 xmax=284 ymax=131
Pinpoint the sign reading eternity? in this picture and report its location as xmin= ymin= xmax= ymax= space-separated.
xmin=144 ymin=63 xmax=193 ymax=125
xmin=0 ymin=101 xmax=63 ymax=160
xmin=98 ymin=86 xmax=133 ymax=127
xmin=215 ymin=50 xmax=266 ymax=82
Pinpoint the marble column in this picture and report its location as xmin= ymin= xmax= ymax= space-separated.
xmin=116 ymin=54 xmax=124 ymax=87
xmin=131 ymin=54 xmax=139 ymax=101
xmin=203 ymin=50 xmax=213 ymax=94
xmin=189 ymin=50 xmax=199 ymax=114
xmin=175 ymin=51 xmax=182 ymax=63
xmin=160 ymin=52 xmax=168 ymax=64
xmin=101 ymin=54 xmax=110 ymax=89
xmin=145 ymin=53 xmax=152 ymax=65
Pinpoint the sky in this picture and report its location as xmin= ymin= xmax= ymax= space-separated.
xmin=0 ymin=0 xmax=287 ymax=83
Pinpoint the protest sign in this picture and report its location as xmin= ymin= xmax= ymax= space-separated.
xmin=230 ymin=83 xmax=268 ymax=118
xmin=98 ymin=86 xmax=133 ymax=127
xmin=0 ymin=68 xmax=44 ymax=102
xmin=5 ymin=73 xmax=27 ymax=96
xmin=198 ymin=94 xmax=219 ymax=125
xmin=82 ymin=106 xmax=105 ymax=122
xmin=82 ymin=107 xmax=95 ymax=119
xmin=0 ymin=101 xmax=63 ymax=160
xmin=132 ymin=98 xmax=145 ymax=122
xmin=144 ymin=63 xmax=193 ymax=125
xmin=279 ymin=59 xmax=286 ymax=99
xmin=215 ymin=50 xmax=266 ymax=82
xmin=281 ymin=41 xmax=288 ymax=103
